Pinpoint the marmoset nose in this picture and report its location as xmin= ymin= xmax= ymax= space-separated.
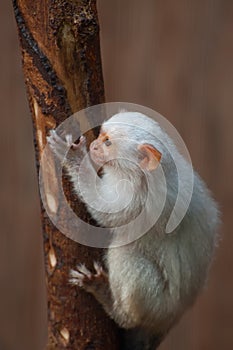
xmin=91 ymin=141 xmax=98 ymax=151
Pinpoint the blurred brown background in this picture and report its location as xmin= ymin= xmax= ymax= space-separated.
xmin=1 ymin=0 xmax=233 ymax=349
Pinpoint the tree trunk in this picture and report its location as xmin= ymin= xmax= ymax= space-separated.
xmin=12 ymin=0 xmax=120 ymax=349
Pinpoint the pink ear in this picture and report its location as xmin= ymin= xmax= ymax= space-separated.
xmin=138 ymin=144 xmax=162 ymax=171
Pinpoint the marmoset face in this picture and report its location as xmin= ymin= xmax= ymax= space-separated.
xmin=90 ymin=123 xmax=161 ymax=173
xmin=89 ymin=131 xmax=118 ymax=166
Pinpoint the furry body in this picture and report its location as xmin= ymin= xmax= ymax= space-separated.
xmin=48 ymin=112 xmax=219 ymax=349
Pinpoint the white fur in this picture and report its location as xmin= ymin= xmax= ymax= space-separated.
xmin=65 ymin=112 xmax=220 ymax=340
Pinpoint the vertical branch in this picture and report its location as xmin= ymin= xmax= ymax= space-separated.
xmin=12 ymin=0 xmax=120 ymax=349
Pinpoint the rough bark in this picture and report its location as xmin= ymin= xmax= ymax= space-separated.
xmin=12 ymin=0 xmax=120 ymax=349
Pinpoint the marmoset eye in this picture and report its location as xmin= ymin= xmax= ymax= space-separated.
xmin=105 ymin=139 xmax=112 ymax=146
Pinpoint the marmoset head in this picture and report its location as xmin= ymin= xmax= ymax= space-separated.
xmin=90 ymin=112 xmax=162 ymax=173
